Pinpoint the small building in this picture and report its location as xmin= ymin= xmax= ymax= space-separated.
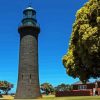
xmin=72 ymin=80 xmax=100 ymax=96
xmin=55 ymin=80 xmax=100 ymax=97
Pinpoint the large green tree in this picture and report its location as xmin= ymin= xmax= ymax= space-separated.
xmin=63 ymin=0 xmax=100 ymax=83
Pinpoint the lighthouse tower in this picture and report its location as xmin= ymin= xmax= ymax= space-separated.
xmin=15 ymin=6 xmax=41 ymax=99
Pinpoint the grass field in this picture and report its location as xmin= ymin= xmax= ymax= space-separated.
xmin=42 ymin=96 xmax=100 ymax=100
xmin=0 ymin=95 xmax=100 ymax=100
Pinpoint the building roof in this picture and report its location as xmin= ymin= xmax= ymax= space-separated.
xmin=72 ymin=81 xmax=92 ymax=85
xmin=96 ymin=79 xmax=100 ymax=82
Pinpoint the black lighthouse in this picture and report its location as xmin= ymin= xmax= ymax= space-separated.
xmin=15 ymin=6 xmax=41 ymax=99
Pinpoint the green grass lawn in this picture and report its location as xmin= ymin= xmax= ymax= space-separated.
xmin=41 ymin=96 xmax=100 ymax=100
xmin=1 ymin=95 xmax=100 ymax=100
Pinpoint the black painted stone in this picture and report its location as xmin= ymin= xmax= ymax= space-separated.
xmin=15 ymin=25 xmax=41 ymax=99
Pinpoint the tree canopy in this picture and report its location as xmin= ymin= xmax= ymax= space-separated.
xmin=55 ymin=83 xmax=72 ymax=91
xmin=40 ymin=83 xmax=54 ymax=95
xmin=63 ymin=0 xmax=100 ymax=83
xmin=0 ymin=81 xmax=13 ymax=94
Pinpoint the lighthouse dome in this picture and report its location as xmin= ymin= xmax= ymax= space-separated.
xmin=26 ymin=6 xmax=34 ymax=10
xmin=23 ymin=6 xmax=36 ymax=15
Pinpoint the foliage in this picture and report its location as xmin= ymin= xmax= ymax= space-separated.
xmin=55 ymin=83 xmax=73 ymax=91
xmin=0 ymin=91 xmax=2 ymax=98
xmin=40 ymin=83 xmax=54 ymax=95
xmin=55 ymin=90 xmax=92 ymax=97
xmin=0 ymin=81 xmax=13 ymax=95
xmin=63 ymin=0 xmax=100 ymax=83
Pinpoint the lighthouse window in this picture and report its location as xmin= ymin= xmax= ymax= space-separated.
xmin=33 ymin=15 xmax=36 ymax=19
xmin=30 ymin=74 xmax=31 ymax=79
xmin=22 ymin=74 xmax=23 ymax=80
xmin=28 ymin=11 xmax=32 ymax=18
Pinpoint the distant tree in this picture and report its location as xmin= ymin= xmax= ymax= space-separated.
xmin=0 ymin=81 xmax=13 ymax=95
xmin=40 ymin=83 xmax=54 ymax=95
xmin=0 ymin=91 xmax=2 ymax=98
xmin=55 ymin=83 xmax=73 ymax=91
xmin=63 ymin=0 xmax=100 ymax=83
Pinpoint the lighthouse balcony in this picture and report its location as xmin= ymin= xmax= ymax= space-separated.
xmin=18 ymin=22 xmax=40 ymax=34
xmin=19 ymin=20 xmax=40 ymax=29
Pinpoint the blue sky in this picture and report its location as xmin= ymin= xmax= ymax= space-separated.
xmin=0 ymin=0 xmax=89 ymax=93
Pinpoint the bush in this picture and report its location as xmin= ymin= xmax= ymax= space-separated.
xmin=55 ymin=90 xmax=92 ymax=97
